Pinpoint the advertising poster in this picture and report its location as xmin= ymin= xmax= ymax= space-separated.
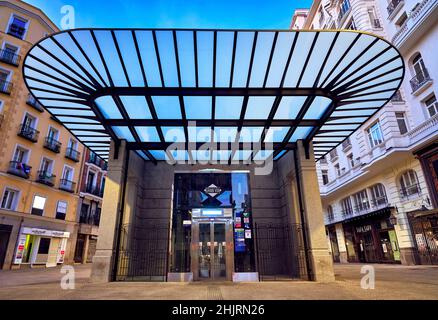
xmin=14 ymin=234 xmax=27 ymax=264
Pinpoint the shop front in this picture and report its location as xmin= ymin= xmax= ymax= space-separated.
xmin=408 ymin=209 xmax=438 ymax=265
xmin=13 ymin=227 xmax=70 ymax=268
xmin=342 ymin=209 xmax=401 ymax=264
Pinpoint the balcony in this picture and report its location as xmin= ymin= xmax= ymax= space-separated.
xmin=59 ymin=179 xmax=76 ymax=193
xmin=392 ymin=0 xmax=438 ymax=49
xmin=44 ymin=137 xmax=62 ymax=153
xmin=0 ymin=79 xmax=12 ymax=95
xmin=326 ymin=201 xmax=391 ymax=225
xmin=26 ymin=94 xmax=44 ymax=112
xmin=80 ymin=210 xmax=101 ymax=226
xmin=371 ymin=19 xmax=382 ymax=29
xmin=7 ymin=24 xmax=26 ymax=39
xmin=17 ymin=124 xmax=39 ymax=143
xmin=0 ymin=49 xmax=21 ymax=66
xmin=410 ymin=68 xmax=432 ymax=95
xmin=88 ymin=154 xmax=107 ymax=169
xmin=36 ymin=170 xmax=56 ymax=187
xmin=342 ymin=138 xmax=352 ymax=152
xmin=7 ymin=161 xmax=31 ymax=179
xmin=329 ymin=149 xmax=338 ymax=162
xmin=65 ymin=148 xmax=81 ymax=162
xmin=387 ymin=0 xmax=404 ymax=19
xmin=85 ymin=185 xmax=104 ymax=198
xmin=408 ymin=113 xmax=438 ymax=146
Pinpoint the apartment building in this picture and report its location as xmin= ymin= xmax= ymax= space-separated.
xmin=0 ymin=0 xmax=84 ymax=269
xmin=294 ymin=0 xmax=438 ymax=265
xmin=74 ymin=149 xmax=107 ymax=264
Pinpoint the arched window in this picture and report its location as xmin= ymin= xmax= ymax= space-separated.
xmin=369 ymin=183 xmax=388 ymax=207
xmin=412 ymin=53 xmax=426 ymax=75
xmin=400 ymin=170 xmax=421 ymax=198
xmin=327 ymin=205 xmax=334 ymax=221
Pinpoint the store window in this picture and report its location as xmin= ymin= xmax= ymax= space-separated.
xmin=1 ymin=187 xmax=19 ymax=210
xmin=353 ymin=189 xmax=370 ymax=213
xmin=56 ymin=201 xmax=68 ymax=220
xmin=399 ymin=170 xmax=421 ymax=198
xmin=31 ymin=195 xmax=46 ymax=216
xmin=424 ymin=94 xmax=438 ymax=118
xmin=38 ymin=238 xmax=51 ymax=254
xmin=369 ymin=183 xmax=388 ymax=207
xmin=367 ymin=121 xmax=384 ymax=148
xmin=395 ymin=112 xmax=408 ymax=134
xmin=341 ymin=197 xmax=353 ymax=216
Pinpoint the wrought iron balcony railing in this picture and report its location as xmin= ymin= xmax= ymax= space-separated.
xmin=18 ymin=124 xmax=39 ymax=143
xmin=59 ymin=179 xmax=76 ymax=193
xmin=26 ymin=94 xmax=44 ymax=112
xmin=36 ymin=170 xmax=56 ymax=187
xmin=7 ymin=24 xmax=26 ymax=39
xmin=342 ymin=138 xmax=352 ymax=151
xmin=400 ymin=183 xmax=421 ymax=200
xmin=7 ymin=161 xmax=31 ymax=179
xmin=65 ymin=148 xmax=81 ymax=162
xmin=0 ymin=79 xmax=12 ymax=95
xmin=79 ymin=210 xmax=101 ymax=226
xmin=0 ymin=49 xmax=21 ymax=66
xmin=85 ymin=185 xmax=104 ymax=197
xmin=44 ymin=137 xmax=62 ymax=153
xmin=372 ymin=19 xmax=382 ymax=29
xmin=410 ymin=68 xmax=431 ymax=93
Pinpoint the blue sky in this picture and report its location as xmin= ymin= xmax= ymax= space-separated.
xmin=25 ymin=0 xmax=312 ymax=29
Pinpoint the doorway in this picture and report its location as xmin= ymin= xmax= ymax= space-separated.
xmin=0 ymin=225 xmax=12 ymax=269
xmin=191 ymin=220 xmax=233 ymax=281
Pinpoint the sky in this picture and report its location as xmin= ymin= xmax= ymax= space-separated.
xmin=24 ymin=0 xmax=312 ymax=29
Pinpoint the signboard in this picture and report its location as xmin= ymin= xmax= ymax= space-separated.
xmin=14 ymin=234 xmax=27 ymax=264
xmin=21 ymin=227 xmax=70 ymax=238
xmin=204 ymin=184 xmax=222 ymax=198
xmin=356 ymin=225 xmax=372 ymax=233
xmin=245 ymin=230 xmax=252 ymax=239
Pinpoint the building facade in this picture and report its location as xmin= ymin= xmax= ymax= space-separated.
xmin=74 ymin=149 xmax=107 ymax=264
xmin=298 ymin=0 xmax=438 ymax=265
xmin=0 ymin=0 xmax=85 ymax=269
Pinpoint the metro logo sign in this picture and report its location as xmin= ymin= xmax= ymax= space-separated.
xmin=204 ymin=184 xmax=222 ymax=198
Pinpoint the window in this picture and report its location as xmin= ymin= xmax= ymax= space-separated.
xmin=7 ymin=15 xmax=28 ymax=40
xmin=400 ymin=170 xmax=421 ymax=198
xmin=40 ymin=158 xmax=53 ymax=174
xmin=367 ymin=122 xmax=384 ymax=148
xmin=327 ymin=205 xmax=334 ymax=221
xmin=340 ymin=0 xmax=351 ymax=18
xmin=395 ymin=112 xmax=408 ymax=134
xmin=353 ymin=189 xmax=370 ymax=213
xmin=425 ymin=94 xmax=438 ymax=118
xmin=341 ymin=197 xmax=353 ymax=216
xmin=368 ymin=8 xmax=380 ymax=28
xmin=0 ymin=69 xmax=11 ymax=93
xmin=347 ymin=154 xmax=355 ymax=168
xmin=370 ymin=184 xmax=388 ymax=207
xmin=322 ymin=170 xmax=329 ymax=185
xmin=62 ymin=166 xmax=73 ymax=181
xmin=334 ymin=164 xmax=341 ymax=177
xmin=1 ymin=188 xmax=19 ymax=210
xmin=56 ymin=201 xmax=67 ymax=220
xmin=23 ymin=113 xmax=37 ymax=129
xmin=1 ymin=43 xmax=19 ymax=64
xmin=47 ymin=127 xmax=59 ymax=141
xmin=31 ymin=195 xmax=46 ymax=216
xmin=12 ymin=146 xmax=29 ymax=163
xmin=412 ymin=53 xmax=427 ymax=77
xmin=395 ymin=12 xmax=408 ymax=29
xmin=68 ymin=138 xmax=78 ymax=150
xmin=37 ymin=238 xmax=51 ymax=254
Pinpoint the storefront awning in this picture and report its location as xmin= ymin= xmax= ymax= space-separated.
xmin=23 ymin=29 xmax=404 ymax=163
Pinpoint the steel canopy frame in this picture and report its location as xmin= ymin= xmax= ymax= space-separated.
xmin=22 ymin=29 xmax=405 ymax=163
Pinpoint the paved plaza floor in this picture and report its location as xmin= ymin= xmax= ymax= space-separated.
xmin=0 ymin=263 xmax=437 ymax=300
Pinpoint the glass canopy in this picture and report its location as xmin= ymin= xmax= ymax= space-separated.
xmin=23 ymin=29 xmax=404 ymax=163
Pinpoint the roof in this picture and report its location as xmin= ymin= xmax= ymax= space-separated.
xmin=22 ymin=29 xmax=404 ymax=163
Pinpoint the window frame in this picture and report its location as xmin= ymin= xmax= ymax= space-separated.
xmin=55 ymin=200 xmax=68 ymax=220
xmin=400 ymin=170 xmax=421 ymax=198
xmin=395 ymin=112 xmax=408 ymax=135
xmin=367 ymin=121 xmax=384 ymax=148
xmin=1 ymin=186 xmax=20 ymax=211
xmin=6 ymin=14 xmax=30 ymax=40
xmin=30 ymin=194 xmax=47 ymax=216
xmin=424 ymin=94 xmax=438 ymax=118
xmin=369 ymin=183 xmax=388 ymax=207
xmin=341 ymin=196 xmax=353 ymax=216
xmin=353 ymin=189 xmax=370 ymax=213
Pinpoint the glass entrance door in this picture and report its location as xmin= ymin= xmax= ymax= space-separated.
xmin=196 ymin=222 xmax=227 ymax=281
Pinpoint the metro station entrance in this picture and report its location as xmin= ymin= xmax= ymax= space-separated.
xmin=191 ymin=217 xmax=234 ymax=281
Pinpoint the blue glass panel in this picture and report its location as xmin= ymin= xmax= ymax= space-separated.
xmin=320 ymin=124 xmax=360 ymax=131
xmin=115 ymin=30 xmax=144 ymax=86
xmin=155 ymin=31 xmax=179 ymax=87
xmin=184 ymin=96 xmax=212 ymax=119
xmin=53 ymin=32 xmax=104 ymax=87
xmin=66 ymin=124 xmax=105 ymax=130
xmin=120 ymin=96 xmax=152 ymax=119
xmin=24 ymin=67 xmax=86 ymax=93
xmin=265 ymin=127 xmax=289 ymax=142
xmin=326 ymin=117 xmax=367 ymax=124
xmin=149 ymin=150 xmax=167 ymax=161
xmin=331 ymin=109 xmax=377 ymax=117
xmin=81 ymin=137 xmax=111 ymax=142
xmin=239 ymin=127 xmax=264 ymax=143
xmin=232 ymin=32 xmax=255 ymax=87
xmin=95 ymin=96 xmax=122 ymax=119
xmin=31 ymin=90 xmax=85 ymax=100
xmin=94 ymin=30 xmax=128 ymax=86
xmin=313 ymin=136 xmax=345 ymax=142
xmin=266 ymin=32 xmax=295 ymax=87
xmin=27 ymin=79 xmax=85 ymax=95
xmin=245 ymin=96 xmax=275 ymax=119
xmin=112 ymin=126 xmax=135 ymax=142
xmin=188 ymin=126 xmax=211 ymax=142
xmin=212 ymin=150 xmax=232 ymax=162
xmin=170 ymin=149 xmax=189 ymax=161
xmin=215 ymin=31 xmax=234 ymax=87
xmin=135 ymin=31 xmax=162 ymax=87
xmin=304 ymin=97 xmax=332 ymax=119
xmin=249 ymin=32 xmax=275 ymax=87
xmin=58 ymin=117 xmax=99 ymax=124
xmin=215 ymin=96 xmax=243 ymax=119
xmin=214 ymin=127 xmax=237 ymax=142
xmin=253 ymin=150 xmax=273 ymax=161
xmin=137 ymin=151 xmax=150 ymax=161
xmin=38 ymin=100 xmax=88 ymax=109
xmin=289 ymin=127 xmax=313 ymax=142
xmin=274 ymin=96 xmax=306 ymax=119
xmin=72 ymin=130 xmax=108 ymax=136
xmin=48 ymin=108 xmax=94 ymax=116
xmin=135 ymin=126 xmax=160 ymax=142
xmin=176 ymin=31 xmax=196 ymax=87
xmin=162 ymin=126 xmax=186 ymax=142
xmin=197 ymin=31 xmax=214 ymax=87
xmin=152 ymin=96 xmax=182 ymax=119
xmin=274 ymin=150 xmax=287 ymax=160
xmin=283 ymin=32 xmax=316 ymax=87
xmin=338 ymin=101 xmax=384 ymax=110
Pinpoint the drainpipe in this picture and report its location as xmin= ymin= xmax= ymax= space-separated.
xmin=293 ymin=149 xmax=313 ymax=281
xmin=111 ymin=144 xmax=130 ymax=281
